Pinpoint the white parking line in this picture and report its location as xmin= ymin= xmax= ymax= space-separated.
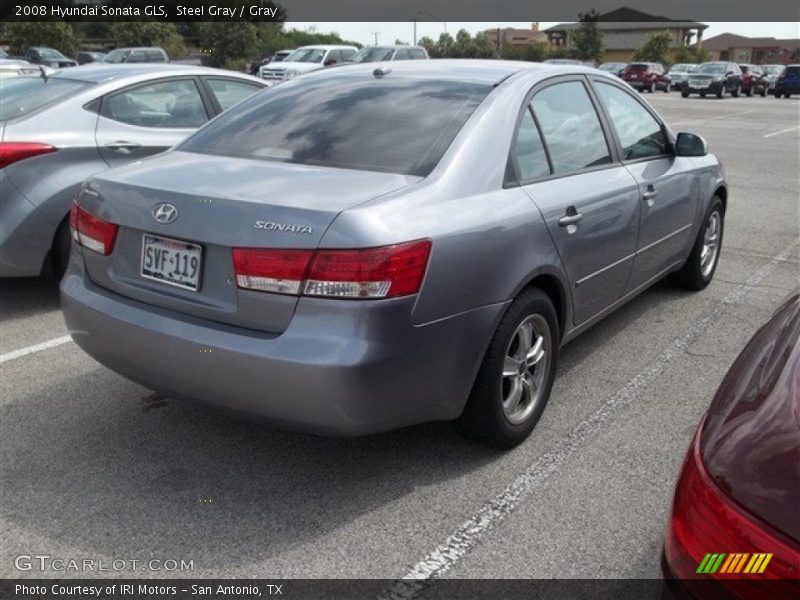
xmin=381 ymin=239 xmax=799 ymax=599
xmin=0 ymin=335 xmax=73 ymax=365
xmin=764 ymin=125 xmax=800 ymax=138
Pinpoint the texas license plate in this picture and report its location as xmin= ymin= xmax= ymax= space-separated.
xmin=141 ymin=234 xmax=202 ymax=291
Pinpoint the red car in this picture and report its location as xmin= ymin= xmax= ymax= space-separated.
xmin=740 ymin=64 xmax=768 ymax=97
xmin=623 ymin=62 xmax=671 ymax=93
xmin=661 ymin=292 xmax=800 ymax=598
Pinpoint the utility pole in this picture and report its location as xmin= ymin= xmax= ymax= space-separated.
xmin=372 ymin=31 xmax=380 ymax=45
xmin=413 ymin=20 xmax=417 ymax=45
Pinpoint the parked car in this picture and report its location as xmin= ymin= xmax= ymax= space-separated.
xmin=77 ymin=51 xmax=107 ymax=65
xmin=597 ymin=62 xmax=627 ymax=77
xmin=349 ymin=45 xmax=429 ymax=63
xmin=760 ymin=64 xmax=785 ymax=94
xmin=258 ymin=45 xmax=358 ymax=83
xmin=775 ymin=64 xmax=800 ymax=98
xmin=24 ymin=47 xmax=77 ymax=68
xmin=683 ymin=62 xmax=743 ymax=98
xmin=0 ymin=64 xmax=266 ymax=278
xmin=0 ymin=58 xmax=40 ymax=78
xmin=623 ymin=63 xmax=671 ymax=93
xmin=739 ymin=64 xmax=768 ymax=96
xmin=543 ymin=58 xmax=584 ymax=66
xmin=103 ymin=47 xmax=169 ymax=64
xmin=61 ymin=60 xmax=727 ymax=448
xmin=660 ymin=292 xmax=799 ymax=598
xmin=250 ymin=50 xmax=293 ymax=75
xmin=666 ymin=63 xmax=697 ymax=90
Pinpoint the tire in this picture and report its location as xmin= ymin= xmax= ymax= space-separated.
xmin=51 ymin=218 xmax=71 ymax=281
xmin=786 ymin=93 xmax=792 ymax=99
xmin=649 ymin=82 xmax=656 ymax=93
xmin=455 ymin=288 xmax=559 ymax=448
xmin=732 ymin=85 xmax=741 ymax=98
xmin=746 ymin=85 xmax=753 ymax=97
xmin=760 ymin=88 xmax=767 ymax=97
xmin=681 ymin=91 xmax=690 ymax=98
xmin=716 ymin=86 xmax=724 ymax=99
xmin=669 ymin=197 xmax=725 ymax=291
xmin=663 ymin=84 xmax=669 ymax=93
xmin=700 ymin=92 xmax=707 ymax=98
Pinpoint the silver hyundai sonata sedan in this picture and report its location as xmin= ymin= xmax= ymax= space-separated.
xmin=61 ymin=60 xmax=727 ymax=447
xmin=0 ymin=64 xmax=265 ymax=278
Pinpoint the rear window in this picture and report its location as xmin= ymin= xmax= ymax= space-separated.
xmin=180 ymin=75 xmax=492 ymax=176
xmin=0 ymin=77 xmax=91 ymax=121
xmin=785 ymin=66 xmax=800 ymax=75
xmin=629 ymin=64 xmax=649 ymax=71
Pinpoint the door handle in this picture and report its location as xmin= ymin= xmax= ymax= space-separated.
xmin=642 ymin=189 xmax=658 ymax=200
xmin=558 ymin=212 xmax=584 ymax=227
xmin=104 ymin=141 xmax=141 ymax=154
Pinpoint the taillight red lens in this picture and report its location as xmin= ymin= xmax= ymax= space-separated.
xmin=232 ymin=248 xmax=314 ymax=295
xmin=232 ymin=240 xmax=431 ymax=299
xmin=306 ymin=240 xmax=431 ymax=299
xmin=664 ymin=422 xmax=800 ymax=598
xmin=0 ymin=142 xmax=56 ymax=169
xmin=70 ymin=202 xmax=118 ymax=256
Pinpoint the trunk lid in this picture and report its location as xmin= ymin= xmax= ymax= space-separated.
xmin=80 ymin=150 xmax=420 ymax=332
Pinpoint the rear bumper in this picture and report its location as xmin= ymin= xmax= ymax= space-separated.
xmin=0 ymin=174 xmax=55 ymax=277
xmin=61 ymin=257 xmax=505 ymax=436
xmin=775 ymin=84 xmax=800 ymax=94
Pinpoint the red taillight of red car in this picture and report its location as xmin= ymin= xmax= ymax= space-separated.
xmin=664 ymin=422 xmax=800 ymax=598
xmin=233 ymin=240 xmax=431 ymax=299
xmin=0 ymin=142 xmax=57 ymax=169
xmin=70 ymin=202 xmax=119 ymax=256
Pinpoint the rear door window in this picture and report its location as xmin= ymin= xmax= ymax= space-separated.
xmin=530 ymin=81 xmax=611 ymax=174
xmin=104 ymin=79 xmax=208 ymax=128
xmin=511 ymin=109 xmax=550 ymax=180
xmin=180 ymin=75 xmax=492 ymax=176
xmin=205 ymin=78 xmax=263 ymax=111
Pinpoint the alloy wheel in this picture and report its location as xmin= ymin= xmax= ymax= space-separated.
xmin=500 ymin=315 xmax=551 ymax=425
xmin=700 ymin=210 xmax=721 ymax=278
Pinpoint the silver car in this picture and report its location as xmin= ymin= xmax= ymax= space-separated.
xmin=0 ymin=64 xmax=266 ymax=277
xmin=61 ymin=61 xmax=727 ymax=447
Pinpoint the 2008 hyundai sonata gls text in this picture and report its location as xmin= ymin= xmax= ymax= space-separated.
xmin=62 ymin=60 xmax=727 ymax=447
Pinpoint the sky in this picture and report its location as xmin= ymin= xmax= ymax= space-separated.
xmin=285 ymin=22 xmax=800 ymax=46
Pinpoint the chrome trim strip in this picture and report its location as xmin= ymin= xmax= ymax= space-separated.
xmin=575 ymin=252 xmax=635 ymax=286
xmin=636 ymin=223 xmax=693 ymax=256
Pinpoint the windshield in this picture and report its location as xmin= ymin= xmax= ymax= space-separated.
xmin=180 ymin=75 xmax=492 ymax=176
xmin=671 ymin=64 xmax=696 ymax=72
xmin=695 ymin=63 xmax=728 ymax=74
xmin=629 ymin=63 xmax=650 ymax=72
xmin=103 ymin=49 xmax=130 ymax=63
xmin=785 ymin=66 xmax=800 ymax=75
xmin=599 ymin=63 xmax=623 ymax=71
xmin=0 ymin=77 xmax=91 ymax=121
xmin=39 ymin=48 xmax=65 ymax=59
xmin=350 ymin=47 xmax=395 ymax=63
xmin=283 ymin=48 xmax=326 ymax=63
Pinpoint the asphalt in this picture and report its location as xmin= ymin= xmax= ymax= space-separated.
xmin=1 ymin=93 xmax=798 ymax=583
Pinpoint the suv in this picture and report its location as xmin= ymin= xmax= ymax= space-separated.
xmin=683 ymin=62 xmax=743 ymax=98
xmin=103 ymin=47 xmax=169 ymax=64
xmin=349 ymin=45 xmax=429 ymax=63
xmin=739 ymin=64 xmax=768 ymax=96
xmin=760 ymin=64 xmax=785 ymax=94
xmin=259 ymin=45 xmax=358 ymax=83
xmin=623 ymin=63 xmax=670 ymax=93
xmin=775 ymin=64 xmax=800 ymax=98
xmin=24 ymin=47 xmax=77 ymax=68
xmin=666 ymin=63 xmax=697 ymax=90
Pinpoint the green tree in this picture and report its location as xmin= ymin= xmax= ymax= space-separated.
xmin=472 ymin=33 xmax=498 ymax=58
xmin=196 ymin=22 xmax=258 ymax=69
xmin=110 ymin=22 xmax=186 ymax=60
xmin=633 ymin=31 xmax=673 ymax=63
xmin=671 ymin=44 xmax=710 ymax=65
xmin=6 ymin=22 xmax=79 ymax=56
xmin=571 ymin=10 xmax=604 ymax=63
xmin=435 ymin=32 xmax=455 ymax=58
xmin=418 ymin=36 xmax=437 ymax=57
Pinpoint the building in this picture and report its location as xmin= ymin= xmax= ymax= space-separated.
xmin=482 ymin=24 xmax=548 ymax=51
xmin=543 ymin=7 xmax=708 ymax=62
xmin=701 ymin=33 xmax=800 ymax=64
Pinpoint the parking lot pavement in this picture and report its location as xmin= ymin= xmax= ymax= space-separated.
xmin=1 ymin=95 xmax=798 ymax=582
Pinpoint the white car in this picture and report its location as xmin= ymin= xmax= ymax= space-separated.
xmin=0 ymin=57 xmax=42 ymax=78
xmin=259 ymin=45 xmax=357 ymax=83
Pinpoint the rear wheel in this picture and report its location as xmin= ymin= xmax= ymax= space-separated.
xmin=456 ymin=288 xmax=558 ymax=448
xmin=732 ymin=85 xmax=741 ymax=98
xmin=746 ymin=85 xmax=753 ymax=97
xmin=681 ymin=91 xmax=690 ymax=98
xmin=648 ymin=81 xmax=656 ymax=93
xmin=670 ymin=197 xmax=724 ymax=291
xmin=51 ymin=218 xmax=71 ymax=281
xmin=700 ymin=91 xmax=707 ymax=98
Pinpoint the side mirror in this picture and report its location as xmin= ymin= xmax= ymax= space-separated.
xmin=675 ymin=132 xmax=708 ymax=157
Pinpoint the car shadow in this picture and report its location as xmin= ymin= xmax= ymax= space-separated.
xmin=0 ymin=276 xmax=60 ymax=322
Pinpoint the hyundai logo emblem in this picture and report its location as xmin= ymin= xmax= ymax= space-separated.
xmin=152 ymin=203 xmax=178 ymax=224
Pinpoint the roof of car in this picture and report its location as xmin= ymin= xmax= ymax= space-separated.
xmin=308 ymin=59 xmax=601 ymax=85
xmin=52 ymin=63 xmax=263 ymax=84
xmin=108 ymin=47 xmax=166 ymax=52
xmin=295 ymin=45 xmax=359 ymax=50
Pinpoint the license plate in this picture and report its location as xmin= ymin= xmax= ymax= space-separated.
xmin=141 ymin=234 xmax=202 ymax=291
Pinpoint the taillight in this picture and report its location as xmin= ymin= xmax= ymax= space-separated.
xmin=233 ymin=240 xmax=431 ymax=299
xmin=70 ymin=202 xmax=118 ymax=256
xmin=0 ymin=142 xmax=56 ymax=169
xmin=664 ymin=422 xmax=800 ymax=598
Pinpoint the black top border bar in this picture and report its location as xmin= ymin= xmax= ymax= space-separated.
xmin=2 ymin=0 xmax=800 ymax=22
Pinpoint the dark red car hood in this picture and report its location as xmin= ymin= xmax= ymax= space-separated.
xmin=700 ymin=293 xmax=800 ymax=544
